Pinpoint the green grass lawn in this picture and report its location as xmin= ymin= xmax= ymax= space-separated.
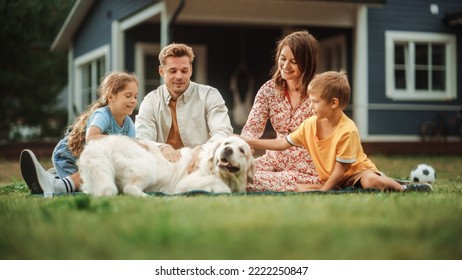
xmin=1 ymin=155 xmax=461 ymax=260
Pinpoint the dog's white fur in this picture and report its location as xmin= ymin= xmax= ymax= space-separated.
xmin=176 ymin=135 xmax=255 ymax=194
xmin=78 ymin=135 xmax=254 ymax=197
xmin=78 ymin=135 xmax=192 ymax=197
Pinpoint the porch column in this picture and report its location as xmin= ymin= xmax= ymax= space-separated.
xmin=111 ymin=21 xmax=123 ymax=71
xmin=112 ymin=2 xmax=168 ymax=71
xmin=160 ymin=4 xmax=168 ymax=48
xmin=353 ymin=5 xmax=369 ymax=139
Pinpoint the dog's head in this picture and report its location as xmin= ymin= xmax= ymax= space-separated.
xmin=202 ymin=136 xmax=255 ymax=191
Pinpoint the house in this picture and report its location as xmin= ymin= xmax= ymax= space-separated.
xmin=51 ymin=0 xmax=462 ymax=146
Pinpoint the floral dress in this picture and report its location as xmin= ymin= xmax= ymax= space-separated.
xmin=241 ymin=80 xmax=320 ymax=192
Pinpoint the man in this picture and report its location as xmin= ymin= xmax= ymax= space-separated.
xmin=135 ymin=43 xmax=233 ymax=162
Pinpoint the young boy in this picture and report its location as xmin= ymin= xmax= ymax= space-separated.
xmin=241 ymin=70 xmax=432 ymax=192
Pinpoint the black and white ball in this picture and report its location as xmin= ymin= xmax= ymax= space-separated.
xmin=410 ymin=163 xmax=436 ymax=183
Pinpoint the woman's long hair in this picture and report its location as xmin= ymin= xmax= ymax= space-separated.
xmin=270 ymin=30 xmax=319 ymax=97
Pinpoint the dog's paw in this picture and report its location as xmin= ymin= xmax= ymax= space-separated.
xmin=85 ymin=186 xmax=118 ymax=197
xmin=123 ymin=185 xmax=149 ymax=197
xmin=206 ymin=184 xmax=232 ymax=194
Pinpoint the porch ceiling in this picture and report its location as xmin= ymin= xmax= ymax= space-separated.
xmin=444 ymin=10 xmax=462 ymax=26
xmin=167 ymin=0 xmax=383 ymax=27
xmin=51 ymin=0 xmax=386 ymax=52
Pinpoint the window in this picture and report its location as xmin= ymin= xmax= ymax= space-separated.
xmin=319 ymin=34 xmax=347 ymax=72
xmin=135 ymin=43 xmax=162 ymax=106
xmin=74 ymin=45 xmax=109 ymax=113
xmin=80 ymin=57 xmax=106 ymax=108
xmin=385 ymin=31 xmax=456 ymax=101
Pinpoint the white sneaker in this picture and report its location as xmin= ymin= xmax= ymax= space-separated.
xmin=47 ymin=168 xmax=59 ymax=179
xmin=405 ymin=183 xmax=433 ymax=193
xmin=20 ymin=149 xmax=55 ymax=194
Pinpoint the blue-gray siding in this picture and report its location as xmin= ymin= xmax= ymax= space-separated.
xmin=73 ymin=0 xmax=156 ymax=58
xmin=367 ymin=0 xmax=462 ymax=136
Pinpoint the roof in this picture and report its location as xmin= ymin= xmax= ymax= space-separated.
xmin=444 ymin=10 xmax=462 ymax=26
xmin=50 ymin=0 xmax=94 ymax=51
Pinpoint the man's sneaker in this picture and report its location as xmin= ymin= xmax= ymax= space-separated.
xmin=405 ymin=183 xmax=433 ymax=193
xmin=20 ymin=149 xmax=55 ymax=194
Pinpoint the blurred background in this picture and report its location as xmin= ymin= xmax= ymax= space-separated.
xmin=1 ymin=0 xmax=461 ymax=160
xmin=0 ymin=0 xmax=74 ymax=142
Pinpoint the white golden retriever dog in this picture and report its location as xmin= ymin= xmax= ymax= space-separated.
xmin=176 ymin=135 xmax=255 ymax=193
xmin=78 ymin=135 xmax=254 ymax=197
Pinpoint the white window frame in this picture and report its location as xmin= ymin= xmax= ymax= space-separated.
xmin=135 ymin=43 xmax=161 ymax=108
xmin=318 ymin=34 xmax=347 ymax=73
xmin=74 ymin=45 xmax=110 ymax=113
xmin=385 ymin=31 xmax=456 ymax=101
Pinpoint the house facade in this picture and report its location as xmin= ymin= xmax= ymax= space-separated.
xmin=51 ymin=0 xmax=462 ymax=141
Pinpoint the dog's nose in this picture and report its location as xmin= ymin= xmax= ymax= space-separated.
xmin=223 ymin=146 xmax=233 ymax=157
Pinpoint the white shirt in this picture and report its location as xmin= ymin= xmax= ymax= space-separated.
xmin=135 ymin=82 xmax=233 ymax=148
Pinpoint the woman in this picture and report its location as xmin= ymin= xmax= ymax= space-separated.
xmin=241 ymin=30 xmax=321 ymax=192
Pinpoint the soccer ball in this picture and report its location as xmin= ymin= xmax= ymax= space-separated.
xmin=410 ymin=163 xmax=436 ymax=183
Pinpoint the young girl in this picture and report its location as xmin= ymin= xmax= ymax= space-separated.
xmin=20 ymin=71 xmax=139 ymax=195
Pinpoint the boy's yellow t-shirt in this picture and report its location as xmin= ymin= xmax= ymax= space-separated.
xmin=287 ymin=113 xmax=377 ymax=183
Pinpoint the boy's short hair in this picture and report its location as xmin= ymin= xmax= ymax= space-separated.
xmin=308 ymin=70 xmax=350 ymax=109
xmin=158 ymin=43 xmax=195 ymax=66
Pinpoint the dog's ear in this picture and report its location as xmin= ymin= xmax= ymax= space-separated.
xmin=200 ymin=139 xmax=222 ymax=173
xmin=246 ymin=157 xmax=256 ymax=184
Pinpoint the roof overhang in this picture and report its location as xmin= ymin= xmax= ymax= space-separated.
xmin=444 ymin=11 xmax=462 ymax=27
xmin=50 ymin=0 xmax=94 ymax=52
xmin=169 ymin=0 xmax=384 ymax=28
xmin=301 ymin=0 xmax=385 ymax=3
xmin=50 ymin=0 xmax=386 ymax=52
